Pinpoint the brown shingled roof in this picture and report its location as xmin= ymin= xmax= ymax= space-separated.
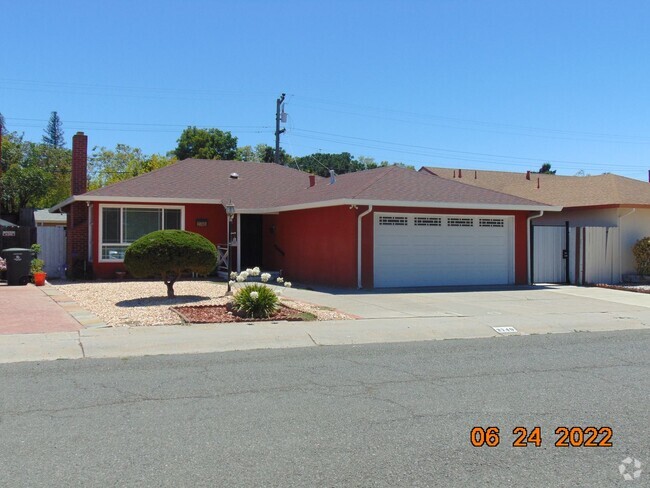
xmin=55 ymin=159 xmax=554 ymax=212
xmin=422 ymin=167 xmax=650 ymax=208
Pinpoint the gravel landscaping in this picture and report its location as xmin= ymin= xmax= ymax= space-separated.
xmin=595 ymin=283 xmax=650 ymax=294
xmin=52 ymin=279 xmax=353 ymax=326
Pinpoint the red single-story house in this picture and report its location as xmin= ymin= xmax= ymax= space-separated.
xmin=421 ymin=166 xmax=650 ymax=284
xmin=51 ymin=133 xmax=559 ymax=288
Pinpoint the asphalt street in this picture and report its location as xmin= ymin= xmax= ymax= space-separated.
xmin=1 ymin=330 xmax=648 ymax=487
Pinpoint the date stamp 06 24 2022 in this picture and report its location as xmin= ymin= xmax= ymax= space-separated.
xmin=470 ymin=426 xmax=613 ymax=448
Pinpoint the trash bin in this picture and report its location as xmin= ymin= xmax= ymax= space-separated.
xmin=1 ymin=248 xmax=34 ymax=286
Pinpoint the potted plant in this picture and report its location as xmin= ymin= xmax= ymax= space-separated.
xmin=30 ymin=244 xmax=47 ymax=286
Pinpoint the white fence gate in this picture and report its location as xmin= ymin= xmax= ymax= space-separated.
xmin=533 ymin=225 xmax=619 ymax=285
xmin=532 ymin=226 xmax=567 ymax=283
xmin=36 ymin=226 xmax=66 ymax=278
xmin=580 ymin=227 xmax=619 ymax=284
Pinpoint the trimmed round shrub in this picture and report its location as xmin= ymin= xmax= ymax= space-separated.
xmin=124 ymin=230 xmax=218 ymax=298
xmin=232 ymin=283 xmax=279 ymax=318
xmin=632 ymin=236 xmax=650 ymax=276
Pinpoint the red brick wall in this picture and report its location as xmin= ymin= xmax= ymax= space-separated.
xmin=66 ymin=133 xmax=90 ymax=276
xmin=71 ymin=132 xmax=88 ymax=196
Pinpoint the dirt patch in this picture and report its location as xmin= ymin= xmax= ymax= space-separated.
xmin=172 ymin=303 xmax=317 ymax=323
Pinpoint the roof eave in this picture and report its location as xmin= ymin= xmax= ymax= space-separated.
xmin=238 ymin=199 xmax=561 ymax=214
xmin=50 ymin=195 xmax=223 ymax=213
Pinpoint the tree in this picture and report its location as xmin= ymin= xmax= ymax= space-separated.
xmin=89 ymin=144 xmax=175 ymax=189
xmin=0 ymin=132 xmax=70 ymax=213
xmin=0 ymin=112 xmax=5 ymax=133
xmin=538 ymin=163 xmax=556 ymax=174
xmin=294 ymin=152 xmax=362 ymax=177
xmin=43 ymin=111 xmax=65 ymax=148
xmin=124 ymin=230 xmax=218 ymax=298
xmin=174 ymin=126 xmax=238 ymax=160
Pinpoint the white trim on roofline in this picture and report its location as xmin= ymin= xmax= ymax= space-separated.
xmin=50 ymin=195 xmax=222 ymax=213
xmin=238 ymin=199 xmax=562 ymax=214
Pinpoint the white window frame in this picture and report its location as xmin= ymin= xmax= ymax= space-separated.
xmin=98 ymin=204 xmax=185 ymax=263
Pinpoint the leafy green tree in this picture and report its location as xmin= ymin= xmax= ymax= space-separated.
xmin=43 ymin=111 xmax=65 ymax=148
xmin=0 ymin=164 xmax=53 ymax=212
xmin=124 ymin=230 xmax=218 ymax=298
xmin=235 ymin=145 xmax=257 ymax=162
xmin=174 ymin=126 xmax=238 ymax=160
xmin=89 ymin=144 xmax=175 ymax=189
xmin=294 ymin=152 xmax=362 ymax=176
xmin=538 ymin=163 xmax=556 ymax=174
xmin=0 ymin=112 xmax=6 ymax=133
xmin=0 ymin=132 xmax=71 ymax=212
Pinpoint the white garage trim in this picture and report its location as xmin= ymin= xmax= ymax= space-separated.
xmin=374 ymin=212 xmax=515 ymax=287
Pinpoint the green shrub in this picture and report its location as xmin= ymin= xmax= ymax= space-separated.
xmin=124 ymin=230 xmax=218 ymax=298
xmin=232 ymin=283 xmax=279 ymax=318
xmin=632 ymin=236 xmax=650 ymax=275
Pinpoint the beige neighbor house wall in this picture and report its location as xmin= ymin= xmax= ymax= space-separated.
xmin=535 ymin=208 xmax=619 ymax=227
xmin=534 ymin=207 xmax=650 ymax=281
xmin=621 ymin=208 xmax=650 ymax=276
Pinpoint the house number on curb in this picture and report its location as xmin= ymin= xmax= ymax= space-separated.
xmin=492 ymin=326 xmax=518 ymax=334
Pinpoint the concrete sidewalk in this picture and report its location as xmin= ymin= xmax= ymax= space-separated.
xmin=0 ymin=283 xmax=105 ymax=334
xmin=1 ymin=298 xmax=649 ymax=363
xmin=1 ymin=283 xmax=649 ymax=364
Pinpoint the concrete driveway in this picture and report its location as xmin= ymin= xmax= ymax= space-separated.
xmin=282 ymin=284 xmax=650 ymax=334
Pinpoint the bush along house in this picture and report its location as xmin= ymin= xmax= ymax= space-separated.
xmin=51 ymin=133 xmax=559 ymax=288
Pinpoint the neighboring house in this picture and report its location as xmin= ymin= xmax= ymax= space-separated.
xmin=34 ymin=209 xmax=67 ymax=227
xmin=51 ymin=133 xmax=558 ymax=288
xmin=421 ymin=167 xmax=650 ymax=284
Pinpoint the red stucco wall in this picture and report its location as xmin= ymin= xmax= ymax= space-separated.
xmin=91 ymin=202 xmax=226 ymax=279
xmin=262 ymin=206 xmax=358 ymax=288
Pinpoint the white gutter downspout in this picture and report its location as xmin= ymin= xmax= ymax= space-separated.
xmin=357 ymin=205 xmax=373 ymax=289
xmin=618 ymin=208 xmax=636 ymax=282
xmin=527 ymin=211 xmax=545 ymax=285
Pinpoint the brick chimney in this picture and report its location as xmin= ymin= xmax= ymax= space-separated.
xmin=526 ymin=170 xmax=531 ymax=180
xmin=309 ymin=174 xmax=316 ymax=187
xmin=458 ymin=169 xmax=462 ymax=178
xmin=71 ymin=131 xmax=88 ymax=195
xmin=66 ymin=132 xmax=91 ymax=278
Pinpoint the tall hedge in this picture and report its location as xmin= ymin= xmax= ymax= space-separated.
xmin=632 ymin=236 xmax=650 ymax=276
xmin=124 ymin=230 xmax=218 ymax=298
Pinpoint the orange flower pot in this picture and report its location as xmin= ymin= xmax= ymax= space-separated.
xmin=33 ymin=272 xmax=47 ymax=286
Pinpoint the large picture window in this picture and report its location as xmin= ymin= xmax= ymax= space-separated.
xmin=100 ymin=205 xmax=183 ymax=261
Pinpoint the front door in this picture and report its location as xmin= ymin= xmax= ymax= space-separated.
xmin=240 ymin=214 xmax=263 ymax=269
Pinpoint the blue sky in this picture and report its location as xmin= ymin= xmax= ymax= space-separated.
xmin=2 ymin=0 xmax=650 ymax=180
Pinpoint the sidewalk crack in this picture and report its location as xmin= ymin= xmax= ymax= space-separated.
xmin=306 ymin=332 xmax=320 ymax=346
xmin=77 ymin=331 xmax=86 ymax=358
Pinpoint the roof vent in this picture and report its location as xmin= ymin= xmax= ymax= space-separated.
xmin=229 ymin=172 xmax=239 ymax=179
xmin=329 ymin=169 xmax=336 ymax=184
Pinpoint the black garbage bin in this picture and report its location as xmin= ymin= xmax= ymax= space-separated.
xmin=1 ymin=248 xmax=33 ymax=286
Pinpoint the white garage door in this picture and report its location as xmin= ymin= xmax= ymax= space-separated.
xmin=374 ymin=213 xmax=514 ymax=287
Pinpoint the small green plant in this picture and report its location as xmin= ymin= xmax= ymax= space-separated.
xmin=30 ymin=244 xmax=44 ymax=275
xmin=232 ymin=283 xmax=279 ymax=318
xmin=30 ymin=258 xmax=45 ymax=274
xmin=632 ymin=236 xmax=650 ymax=275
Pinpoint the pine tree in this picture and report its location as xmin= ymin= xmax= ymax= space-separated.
xmin=43 ymin=111 xmax=65 ymax=147
xmin=0 ymin=112 xmax=5 ymax=133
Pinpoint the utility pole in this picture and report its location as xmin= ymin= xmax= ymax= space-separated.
xmin=275 ymin=93 xmax=286 ymax=165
